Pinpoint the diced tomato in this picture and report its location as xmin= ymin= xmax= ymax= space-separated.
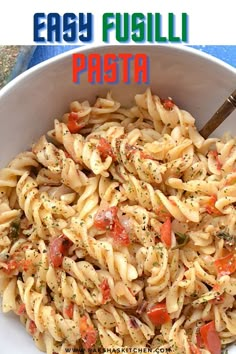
xmin=161 ymin=98 xmax=175 ymax=110
xmin=97 ymin=138 xmax=116 ymax=162
xmin=147 ymin=303 xmax=171 ymax=325
xmin=94 ymin=206 xmax=118 ymax=230
xmin=211 ymin=284 xmax=224 ymax=304
xmin=111 ymin=218 xmax=130 ymax=246
xmin=49 ymin=235 xmax=72 ymax=268
xmin=3 ymin=260 xmax=18 ymax=274
xmin=65 ymin=303 xmax=74 ymax=319
xmin=22 ymin=244 xmax=29 ymax=250
xmin=126 ymin=144 xmax=138 ymax=158
xmin=169 ymin=199 xmax=177 ymax=206
xmin=67 ymin=112 xmax=85 ymax=133
xmin=200 ymin=321 xmax=221 ymax=354
xmin=79 ymin=316 xmax=97 ymax=349
xmin=17 ymin=303 xmax=26 ymax=315
xmin=160 ymin=217 xmax=172 ymax=247
xmin=156 ymin=205 xmax=171 ymax=222
xmin=79 ymin=315 xmax=89 ymax=333
xmin=100 ymin=279 xmax=111 ymax=304
xmin=64 ymin=151 xmax=72 ymax=159
xmin=209 ymin=150 xmax=222 ymax=171
xmin=212 ymin=284 xmax=220 ymax=292
xmin=210 ymin=294 xmax=224 ymax=305
xmin=140 ymin=151 xmax=154 ymax=160
xmin=190 ymin=343 xmax=201 ymax=354
xmin=21 ymin=259 xmax=31 ymax=271
xmin=29 ymin=320 xmax=37 ymax=335
xmin=205 ymin=195 xmax=222 ymax=216
xmin=126 ymin=144 xmax=153 ymax=160
xmin=3 ymin=259 xmax=31 ymax=274
xmin=214 ymin=252 xmax=236 ymax=276
xmin=94 ymin=207 xmax=130 ymax=245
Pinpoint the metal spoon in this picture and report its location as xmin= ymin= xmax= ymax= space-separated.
xmin=200 ymin=89 xmax=236 ymax=139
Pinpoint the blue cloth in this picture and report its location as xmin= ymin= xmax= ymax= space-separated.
xmin=28 ymin=45 xmax=236 ymax=68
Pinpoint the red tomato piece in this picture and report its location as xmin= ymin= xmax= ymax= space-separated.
xmin=29 ymin=320 xmax=37 ymax=335
xmin=111 ymin=218 xmax=130 ymax=246
xmin=161 ymin=98 xmax=175 ymax=110
xmin=94 ymin=207 xmax=130 ymax=245
xmin=160 ymin=217 xmax=172 ymax=247
xmin=126 ymin=144 xmax=154 ymax=160
xmin=205 ymin=195 xmax=222 ymax=216
xmin=97 ymin=138 xmax=116 ymax=162
xmin=190 ymin=343 xmax=201 ymax=354
xmin=210 ymin=294 xmax=224 ymax=305
xmin=126 ymin=144 xmax=138 ymax=158
xmin=100 ymin=279 xmax=111 ymax=304
xmin=200 ymin=321 xmax=221 ymax=354
xmin=214 ymin=252 xmax=236 ymax=276
xmin=20 ymin=259 xmax=31 ymax=271
xmin=3 ymin=260 xmax=18 ymax=274
xmin=211 ymin=284 xmax=225 ymax=304
xmin=67 ymin=112 xmax=85 ymax=133
xmin=65 ymin=303 xmax=74 ymax=319
xmin=3 ymin=259 xmax=31 ymax=274
xmin=147 ymin=303 xmax=171 ymax=325
xmin=49 ymin=235 xmax=72 ymax=268
xmin=64 ymin=151 xmax=72 ymax=159
xmin=140 ymin=151 xmax=154 ymax=160
xmin=212 ymin=284 xmax=220 ymax=292
xmin=17 ymin=303 xmax=26 ymax=315
xmin=79 ymin=316 xmax=97 ymax=349
xmin=125 ymin=144 xmax=153 ymax=160
xmin=169 ymin=199 xmax=177 ymax=207
xmin=94 ymin=206 xmax=118 ymax=230
xmin=156 ymin=205 xmax=171 ymax=222
xmin=209 ymin=150 xmax=222 ymax=171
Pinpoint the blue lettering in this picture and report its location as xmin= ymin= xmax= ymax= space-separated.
xmin=63 ymin=13 xmax=77 ymax=42
xmin=47 ymin=13 xmax=61 ymax=42
xmin=78 ymin=13 xmax=93 ymax=42
xmin=33 ymin=13 xmax=46 ymax=42
xmin=33 ymin=12 xmax=93 ymax=43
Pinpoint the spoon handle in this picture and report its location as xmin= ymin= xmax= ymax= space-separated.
xmin=200 ymin=89 xmax=236 ymax=139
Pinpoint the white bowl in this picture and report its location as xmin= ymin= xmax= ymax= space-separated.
xmin=0 ymin=45 xmax=235 ymax=354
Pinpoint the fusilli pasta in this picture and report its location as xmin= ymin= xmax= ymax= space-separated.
xmin=0 ymin=89 xmax=235 ymax=354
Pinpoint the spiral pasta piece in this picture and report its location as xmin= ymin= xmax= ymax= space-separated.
xmin=16 ymin=172 xmax=75 ymax=239
xmin=96 ymin=304 xmax=154 ymax=347
xmin=64 ymin=219 xmax=138 ymax=283
xmin=0 ymin=152 xmax=39 ymax=189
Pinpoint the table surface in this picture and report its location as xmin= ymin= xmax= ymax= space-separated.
xmin=28 ymin=45 xmax=236 ymax=68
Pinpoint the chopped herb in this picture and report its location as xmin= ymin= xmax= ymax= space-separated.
xmin=216 ymin=231 xmax=234 ymax=245
xmin=9 ymin=219 xmax=21 ymax=239
xmin=172 ymin=232 xmax=189 ymax=250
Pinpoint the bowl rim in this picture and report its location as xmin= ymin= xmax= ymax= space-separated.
xmin=0 ymin=44 xmax=235 ymax=98
xmin=0 ymin=44 xmax=236 ymax=354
